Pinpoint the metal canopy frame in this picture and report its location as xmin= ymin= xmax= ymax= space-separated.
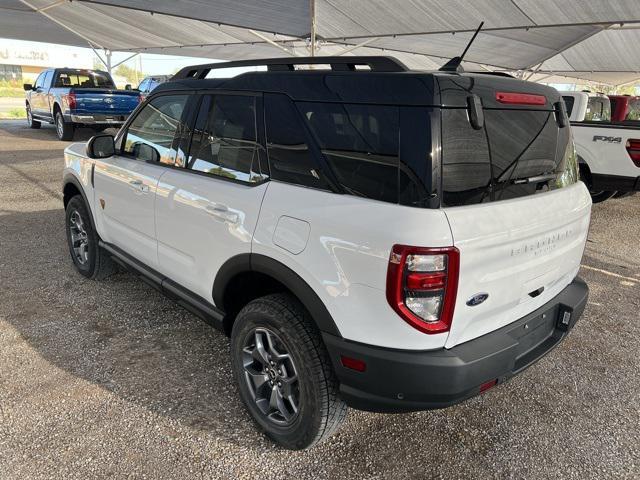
xmin=3 ymin=0 xmax=640 ymax=86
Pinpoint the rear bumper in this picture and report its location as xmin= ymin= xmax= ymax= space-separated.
xmin=591 ymin=173 xmax=640 ymax=192
xmin=68 ymin=113 xmax=129 ymax=125
xmin=323 ymin=277 xmax=588 ymax=413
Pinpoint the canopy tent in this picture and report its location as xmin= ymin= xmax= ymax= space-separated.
xmin=1 ymin=0 xmax=640 ymax=86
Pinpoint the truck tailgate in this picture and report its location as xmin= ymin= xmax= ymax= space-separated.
xmin=73 ymin=89 xmax=139 ymax=115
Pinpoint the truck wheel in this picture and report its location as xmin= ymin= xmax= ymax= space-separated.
xmin=55 ymin=110 xmax=75 ymax=141
xmin=26 ymin=104 xmax=40 ymax=129
xmin=230 ymin=293 xmax=347 ymax=450
xmin=65 ymin=195 xmax=116 ymax=280
xmin=579 ymin=163 xmax=616 ymax=203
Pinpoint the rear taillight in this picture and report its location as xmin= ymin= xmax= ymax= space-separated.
xmin=626 ymin=139 xmax=640 ymax=167
xmin=138 ymin=94 xmax=144 ymax=104
xmin=495 ymin=91 xmax=546 ymax=106
xmin=386 ymin=245 xmax=459 ymax=334
xmin=65 ymin=92 xmax=76 ymax=109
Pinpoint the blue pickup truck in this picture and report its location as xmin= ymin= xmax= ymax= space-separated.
xmin=23 ymin=68 xmax=141 ymax=141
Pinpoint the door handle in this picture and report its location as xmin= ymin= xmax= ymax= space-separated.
xmin=128 ymin=179 xmax=149 ymax=193
xmin=205 ymin=204 xmax=239 ymax=224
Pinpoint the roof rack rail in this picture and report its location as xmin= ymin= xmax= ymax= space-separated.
xmin=172 ymin=56 xmax=408 ymax=79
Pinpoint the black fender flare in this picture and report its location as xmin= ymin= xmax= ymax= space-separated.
xmin=63 ymin=173 xmax=98 ymax=234
xmin=213 ymin=253 xmax=341 ymax=337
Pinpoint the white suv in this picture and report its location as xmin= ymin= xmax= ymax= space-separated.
xmin=62 ymin=57 xmax=591 ymax=450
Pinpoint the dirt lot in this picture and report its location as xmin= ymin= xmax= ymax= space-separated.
xmin=0 ymin=119 xmax=638 ymax=479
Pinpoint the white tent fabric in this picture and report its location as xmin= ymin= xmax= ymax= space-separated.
xmin=1 ymin=0 xmax=640 ymax=85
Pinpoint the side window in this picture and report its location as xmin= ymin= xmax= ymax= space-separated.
xmin=34 ymin=72 xmax=45 ymax=89
xmin=562 ymin=96 xmax=575 ymax=117
xmin=138 ymin=79 xmax=148 ymax=92
xmin=123 ymin=94 xmax=188 ymax=165
xmin=264 ymin=93 xmax=329 ymax=190
xmin=298 ymin=102 xmax=400 ymax=203
xmin=187 ymin=94 xmax=264 ymax=183
xmin=42 ymin=71 xmax=52 ymax=88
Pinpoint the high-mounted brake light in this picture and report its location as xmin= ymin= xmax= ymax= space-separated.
xmin=386 ymin=245 xmax=459 ymax=334
xmin=495 ymin=91 xmax=546 ymax=106
xmin=626 ymin=139 xmax=640 ymax=167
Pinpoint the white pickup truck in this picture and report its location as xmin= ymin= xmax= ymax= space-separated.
xmin=560 ymin=91 xmax=640 ymax=202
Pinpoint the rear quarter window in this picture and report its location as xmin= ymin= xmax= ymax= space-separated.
xmin=297 ymin=102 xmax=400 ymax=203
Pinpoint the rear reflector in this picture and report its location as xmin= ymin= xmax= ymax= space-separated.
xmin=495 ymin=91 xmax=546 ymax=106
xmin=626 ymin=139 xmax=640 ymax=167
xmin=340 ymin=355 xmax=367 ymax=372
xmin=479 ymin=379 xmax=498 ymax=393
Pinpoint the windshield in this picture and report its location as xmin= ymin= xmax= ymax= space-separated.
xmin=54 ymin=70 xmax=115 ymax=89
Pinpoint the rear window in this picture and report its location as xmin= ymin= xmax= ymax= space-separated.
xmin=585 ymin=96 xmax=611 ymax=122
xmin=442 ymin=106 xmax=572 ymax=206
xmin=54 ymin=70 xmax=115 ymax=89
xmin=626 ymin=99 xmax=640 ymax=121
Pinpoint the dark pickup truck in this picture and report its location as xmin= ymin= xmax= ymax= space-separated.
xmin=24 ymin=68 xmax=141 ymax=141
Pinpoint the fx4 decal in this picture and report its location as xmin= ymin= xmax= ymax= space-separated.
xmin=593 ymin=135 xmax=622 ymax=143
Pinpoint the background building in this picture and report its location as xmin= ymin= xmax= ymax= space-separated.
xmin=0 ymin=40 xmax=92 ymax=82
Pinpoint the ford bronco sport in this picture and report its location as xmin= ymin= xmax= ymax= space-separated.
xmin=62 ymin=56 xmax=591 ymax=450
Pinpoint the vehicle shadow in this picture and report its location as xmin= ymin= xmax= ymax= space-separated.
xmin=0 ymin=208 xmax=262 ymax=447
xmin=0 ymin=119 xmax=117 ymax=143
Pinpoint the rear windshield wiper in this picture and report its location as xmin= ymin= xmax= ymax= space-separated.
xmin=507 ymin=173 xmax=557 ymax=185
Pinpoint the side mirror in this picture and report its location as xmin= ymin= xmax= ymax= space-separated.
xmin=125 ymin=84 xmax=132 ymax=90
xmin=132 ymin=143 xmax=160 ymax=162
xmin=23 ymin=83 xmax=33 ymax=91
xmin=86 ymin=134 xmax=115 ymax=159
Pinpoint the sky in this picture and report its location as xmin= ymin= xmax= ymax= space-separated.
xmin=1 ymin=38 xmax=217 ymax=75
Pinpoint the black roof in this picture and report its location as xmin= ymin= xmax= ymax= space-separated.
xmin=153 ymin=56 xmax=558 ymax=109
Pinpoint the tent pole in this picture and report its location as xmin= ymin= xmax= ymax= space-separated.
xmin=310 ymin=0 xmax=317 ymax=57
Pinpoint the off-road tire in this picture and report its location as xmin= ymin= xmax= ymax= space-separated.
xmin=230 ymin=293 xmax=347 ymax=450
xmin=65 ymin=195 xmax=116 ymax=280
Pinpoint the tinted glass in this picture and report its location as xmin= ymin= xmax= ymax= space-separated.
xmin=138 ymin=79 xmax=148 ymax=92
xmin=442 ymin=107 xmax=566 ymax=206
xmin=187 ymin=94 xmax=264 ymax=183
xmin=562 ymin=96 xmax=575 ymax=117
xmin=34 ymin=72 xmax=45 ymax=88
xmin=54 ymin=70 xmax=115 ymax=88
xmin=626 ymin=99 xmax=640 ymax=121
xmin=123 ymin=94 xmax=188 ymax=165
xmin=264 ymin=93 xmax=328 ymax=190
xmin=298 ymin=102 xmax=399 ymax=203
xmin=441 ymin=108 xmax=492 ymax=206
xmin=585 ymin=96 xmax=611 ymax=122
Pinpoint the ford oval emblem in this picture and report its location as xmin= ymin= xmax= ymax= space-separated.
xmin=466 ymin=293 xmax=489 ymax=307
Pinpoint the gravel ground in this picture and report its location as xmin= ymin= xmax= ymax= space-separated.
xmin=0 ymin=119 xmax=638 ymax=479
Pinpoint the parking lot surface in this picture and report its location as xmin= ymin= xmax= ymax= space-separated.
xmin=0 ymin=119 xmax=638 ymax=479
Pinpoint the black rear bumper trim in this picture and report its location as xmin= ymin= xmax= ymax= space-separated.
xmin=323 ymin=277 xmax=588 ymax=413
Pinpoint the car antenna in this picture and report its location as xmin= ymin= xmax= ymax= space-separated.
xmin=439 ymin=21 xmax=484 ymax=72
